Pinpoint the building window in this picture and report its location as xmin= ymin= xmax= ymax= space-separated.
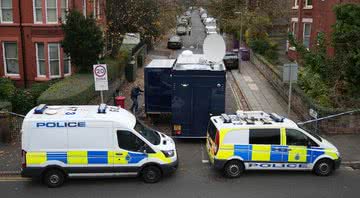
xmin=305 ymin=0 xmax=313 ymax=8
xmin=61 ymin=0 xmax=68 ymax=22
xmin=292 ymin=22 xmax=298 ymax=39
xmin=46 ymin=0 xmax=58 ymax=23
xmin=63 ymin=53 xmax=71 ymax=75
xmin=97 ymin=0 xmax=100 ymax=18
xmin=93 ymin=0 xmax=96 ymax=18
xmin=33 ymin=0 xmax=43 ymax=23
xmin=293 ymin=0 xmax=298 ymax=8
xmin=82 ymin=0 xmax=86 ymax=17
xmin=2 ymin=42 xmax=19 ymax=75
xmin=48 ymin=43 xmax=60 ymax=78
xmin=36 ymin=43 xmax=46 ymax=77
xmin=0 ymin=0 xmax=13 ymax=23
xmin=303 ymin=23 xmax=311 ymax=49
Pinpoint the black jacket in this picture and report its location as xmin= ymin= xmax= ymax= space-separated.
xmin=131 ymin=87 xmax=144 ymax=100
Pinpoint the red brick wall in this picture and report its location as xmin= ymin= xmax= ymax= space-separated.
xmin=0 ymin=0 xmax=107 ymax=87
xmin=287 ymin=0 xmax=360 ymax=59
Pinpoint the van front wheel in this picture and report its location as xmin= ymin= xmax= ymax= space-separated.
xmin=142 ymin=166 xmax=162 ymax=183
xmin=314 ymin=159 xmax=334 ymax=176
xmin=43 ymin=169 xmax=65 ymax=188
xmin=224 ymin=160 xmax=244 ymax=178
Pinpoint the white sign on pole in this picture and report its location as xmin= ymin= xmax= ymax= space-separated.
xmin=93 ymin=64 xmax=109 ymax=91
xmin=309 ymin=108 xmax=318 ymax=119
xmin=283 ymin=63 xmax=298 ymax=82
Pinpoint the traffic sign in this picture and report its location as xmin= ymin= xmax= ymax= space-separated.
xmin=93 ymin=64 xmax=108 ymax=91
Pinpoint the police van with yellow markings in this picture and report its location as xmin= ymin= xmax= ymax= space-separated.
xmin=21 ymin=104 xmax=178 ymax=187
xmin=206 ymin=111 xmax=341 ymax=178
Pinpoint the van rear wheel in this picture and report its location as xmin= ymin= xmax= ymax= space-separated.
xmin=224 ymin=160 xmax=244 ymax=178
xmin=43 ymin=169 xmax=65 ymax=188
xmin=142 ymin=166 xmax=162 ymax=183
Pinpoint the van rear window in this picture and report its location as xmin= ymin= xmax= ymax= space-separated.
xmin=207 ymin=120 xmax=218 ymax=141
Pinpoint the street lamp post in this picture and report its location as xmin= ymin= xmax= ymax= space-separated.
xmin=235 ymin=11 xmax=242 ymax=73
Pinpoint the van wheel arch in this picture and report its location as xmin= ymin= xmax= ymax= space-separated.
xmin=140 ymin=163 xmax=163 ymax=175
xmin=42 ymin=166 xmax=67 ymax=180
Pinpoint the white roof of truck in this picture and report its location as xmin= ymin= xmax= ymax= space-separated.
xmin=174 ymin=50 xmax=225 ymax=71
xmin=146 ymin=59 xmax=176 ymax=68
xmin=23 ymin=105 xmax=136 ymax=129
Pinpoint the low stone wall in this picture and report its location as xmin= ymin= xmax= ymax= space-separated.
xmin=250 ymin=51 xmax=360 ymax=134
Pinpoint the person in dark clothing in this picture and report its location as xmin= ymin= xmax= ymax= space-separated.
xmin=130 ymin=86 xmax=144 ymax=114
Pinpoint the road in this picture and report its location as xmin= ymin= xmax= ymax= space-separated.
xmin=1 ymin=10 xmax=359 ymax=198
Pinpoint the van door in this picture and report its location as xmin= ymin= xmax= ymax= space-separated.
xmin=249 ymin=128 xmax=287 ymax=162
xmin=285 ymin=129 xmax=311 ymax=163
xmin=113 ymin=130 xmax=148 ymax=172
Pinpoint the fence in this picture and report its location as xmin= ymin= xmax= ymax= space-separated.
xmin=0 ymin=111 xmax=24 ymax=144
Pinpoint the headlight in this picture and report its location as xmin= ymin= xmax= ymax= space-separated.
xmin=161 ymin=150 xmax=175 ymax=158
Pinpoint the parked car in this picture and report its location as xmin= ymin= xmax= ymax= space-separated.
xmin=167 ymin=35 xmax=183 ymax=49
xmin=223 ymin=51 xmax=239 ymax=69
xmin=176 ymin=25 xmax=187 ymax=36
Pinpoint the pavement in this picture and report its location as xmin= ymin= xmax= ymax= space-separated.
xmin=0 ymin=9 xmax=360 ymax=198
xmin=229 ymin=45 xmax=360 ymax=167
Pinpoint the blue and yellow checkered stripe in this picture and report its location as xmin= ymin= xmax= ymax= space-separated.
xmin=26 ymin=151 xmax=149 ymax=165
xmin=219 ymin=145 xmax=338 ymax=163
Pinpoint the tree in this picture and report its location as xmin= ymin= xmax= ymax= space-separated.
xmin=61 ymin=10 xmax=104 ymax=73
xmin=332 ymin=4 xmax=360 ymax=97
xmin=106 ymin=0 xmax=161 ymax=53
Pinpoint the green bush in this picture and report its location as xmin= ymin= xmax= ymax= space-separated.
xmin=37 ymin=74 xmax=95 ymax=105
xmin=104 ymin=51 xmax=128 ymax=83
xmin=11 ymin=89 xmax=35 ymax=114
xmin=0 ymin=101 xmax=12 ymax=111
xmin=249 ymin=39 xmax=269 ymax=54
xmin=0 ymin=77 xmax=16 ymax=100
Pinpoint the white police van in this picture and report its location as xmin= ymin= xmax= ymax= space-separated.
xmin=21 ymin=104 xmax=178 ymax=187
xmin=207 ymin=111 xmax=341 ymax=178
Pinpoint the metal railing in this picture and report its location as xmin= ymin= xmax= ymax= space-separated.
xmin=0 ymin=111 xmax=24 ymax=143
xmin=297 ymin=109 xmax=360 ymax=134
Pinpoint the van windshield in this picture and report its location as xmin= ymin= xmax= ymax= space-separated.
xmin=135 ymin=120 xmax=161 ymax=145
xmin=299 ymin=126 xmax=323 ymax=142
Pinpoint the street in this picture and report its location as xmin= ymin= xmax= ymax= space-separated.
xmin=1 ymin=9 xmax=360 ymax=198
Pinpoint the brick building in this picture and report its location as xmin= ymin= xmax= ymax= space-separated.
xmin=287 ymin=0 xmax=360 ymax=60
xmin=0 ymin=0 xmax=106 ymax=87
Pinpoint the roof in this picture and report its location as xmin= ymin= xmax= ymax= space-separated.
xmin=211 ymin=111 xmax=298 ymax=130
xmin=23 ymin=105 xmax=136 ymax=129
xmin=146 ymin=59 xmax=176 ymax=68
xmin=122 ymin=33 xmax=141 ymax=45
xmin=174 ymin=51 xmax=225 ymax=71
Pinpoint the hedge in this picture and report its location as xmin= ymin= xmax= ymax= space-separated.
xmin=37 ymin=55 xmax=126 ymax=105
xmin=0 ymin=101 xmax=12 ymax=111
xmin=37 ymin=74 xmax=95 ymax=105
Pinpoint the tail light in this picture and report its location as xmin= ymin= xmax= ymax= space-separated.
xmin=214 ymin=130 xmax=220 ymax=155
xmin=174 ymin=125 xmax=182 ymax=135
xmin=21 ymin=150 xmax=27 ymax=168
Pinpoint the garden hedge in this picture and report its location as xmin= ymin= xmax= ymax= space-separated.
xmin=0 ymin=101 xmax=12 ymax=111
xmin=37 ymin=56 xmax=126 ymax=105
xmin=37 ymin=74 xmax=95 ymax=105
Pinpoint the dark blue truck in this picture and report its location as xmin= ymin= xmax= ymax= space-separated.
xmin=144 ymin=53 xmax=226 ymax=138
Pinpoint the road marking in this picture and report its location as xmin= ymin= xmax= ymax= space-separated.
xmin=202 ymin=160 xmax=209 ymax=164
xmin=0 ymin=176 xmax=31 ymax=182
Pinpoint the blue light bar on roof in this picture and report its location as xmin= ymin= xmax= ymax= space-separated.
xmin=34 ymin=104 xmax=47 ymax=114
xmin=98 ymin=104 xmax=107 ymax=114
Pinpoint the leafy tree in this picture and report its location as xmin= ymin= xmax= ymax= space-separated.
xmin=332 ymin=4 xmax=360 ymax=97
xmin=106 ymin=0 xmax=161 ymax=53
xmin=61 ymin=10 xmax=104 ymax=73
